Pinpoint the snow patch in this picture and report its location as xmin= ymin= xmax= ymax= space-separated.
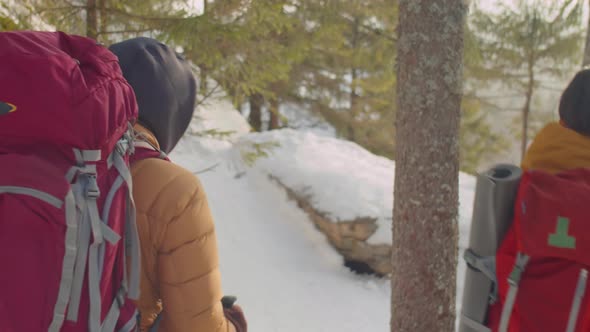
xmin=169 ymin=95 xmax=477 ymax=331
xmin=239 ymin=128 xmax=475 ymax=245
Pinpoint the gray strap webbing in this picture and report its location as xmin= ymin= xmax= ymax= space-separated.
xmin=100 ymin=176 xmax=125 ymax=228
xmin=107 ymin=153 xmax=114 ymax=169
xmin=0 ymin=186 xmax=63 ymax=208
xmin=87 ymin=178 xmax=104 ymax=332
xmin=87 ymin=177 xmax=104 ymax=245
xmin=67 ymin=173 xmax=120 ymax=329
xmin=66 ymin=166 xmax=79 ymax=183
xmin=73 ymin=149 xmax=84 ymax=164
xmin=461 ymin=313 xmax=492 ymax=332
xmin=464 ymin=249 xmax=497 ymax=283
xmin=66 ymin=165 xmax=97 ymax=183
xmin=101 ymin=286 xmax=126 ymax=332
xmin=66 ymin=146 xmax=132 ymax=331
xmin=125 ymin=192 xmax=141 ymax=301
xmin=83 ymin=150 xmax=102 ymax=162
xmin=118 ymin=310 xmax=138 ymax=332
xmin=566 ymin=269 xmax=588 ymax=332
xmin=74 ymin=148 xmax=102 ymax=163
xmin=101 ymin=223 xmax=121 ymax=245
xmin=88 ymin=239 xmax=102 ymax=332
xmin=67 ymin=185 xmax=91 ymax=322
xmin=113 ymin=151 xmax=141 ymax=300
xmin=499 ymin=253 xmax=530 ymax=332
xmin=99 ymin=146 xmax=141 ymax=331
xmin=98 ymin=176 xmax=125 ymax=278
xmin=48 ymin=190 xmax=78 ymax=332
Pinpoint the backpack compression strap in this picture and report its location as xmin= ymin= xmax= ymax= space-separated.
xmin=57 ymin=126 xmax=140 ymax=332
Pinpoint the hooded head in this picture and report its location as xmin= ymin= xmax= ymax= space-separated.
xmin=559 ymin=69 xmax=590 ymax=137
xmin=109 ymin=37 xmax=197 ymax=153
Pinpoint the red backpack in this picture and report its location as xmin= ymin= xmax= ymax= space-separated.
xmin=0 ymin=31 xmax=141 ymax=332
xmin=466 ymin=168 xmax=590 ymax=332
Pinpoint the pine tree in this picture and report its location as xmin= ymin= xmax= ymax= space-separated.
xmin=288 ymin=0 xmax=398 ymax=157
xmin=392 ymin=0 xmax=466 ymax=330
xmin=1 ymin=0 xmax=39 ymax=30
xmin=470 ymin=0 xmax=583 ymax=161
xmin=459 ymin=18 xmax=509 ymax=174
xmin=29 ymin=0 xmax=187 ymax=43
xmin=167 ymin=1 xmax=306 ymax=129
xmin=0 ymin=15 xmax=19 ymax=31
xmin=459 ymin=97 xmax=509 ymax=174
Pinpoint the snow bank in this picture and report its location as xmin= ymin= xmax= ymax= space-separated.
xmin=240 ymin=128 xmax=476 ymax=245
xmin=189 ymin=85 xmax=252 ymax=140
xmin=170 ymin=95 xmax=477 ymax=330
xmin=170 ymin=137 xmax=392 ymax=332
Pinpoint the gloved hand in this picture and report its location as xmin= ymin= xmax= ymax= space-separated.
xmin=222 ymin=296 xmax=247 ymax=332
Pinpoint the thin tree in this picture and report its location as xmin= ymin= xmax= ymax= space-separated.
xmin=391 ymin=0 xmax=466 ymax=331
xmin=470 ymin=0 xmax=583 ymax=161
xmin=583 ymin=0 xmax=590 ymax=66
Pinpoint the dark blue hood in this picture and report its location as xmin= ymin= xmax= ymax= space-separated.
xmin=110 ymin=37 xmax=197 ymax=153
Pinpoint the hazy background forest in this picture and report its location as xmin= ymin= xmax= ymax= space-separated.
xmin=2 ymin=0 xmax=585 ymax=174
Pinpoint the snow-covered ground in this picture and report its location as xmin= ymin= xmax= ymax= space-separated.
xmin=169 ymin=94 xmax=477 ymax=331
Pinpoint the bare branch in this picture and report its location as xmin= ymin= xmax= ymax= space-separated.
xmin=98 ymin=28 xmax=155 ymax=35
xmin=193 ymin=162 xmax=221 ymax=174
xmin=196 ymin=82 xmax=222 ymax=107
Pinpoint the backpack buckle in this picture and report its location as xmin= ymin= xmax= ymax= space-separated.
xmin=85 ymin=175 xmax=100 ymax=199
xmin=508 ymin=254 xmax=530 ymax=286
xmin=116 ymin=125 xmax=135 ymax=156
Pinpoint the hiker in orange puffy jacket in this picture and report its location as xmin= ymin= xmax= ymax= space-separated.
xmin=522 ymin=69 xmax=590 ymax=173
xmin=109 ymin=38 xmax=246 ymax=332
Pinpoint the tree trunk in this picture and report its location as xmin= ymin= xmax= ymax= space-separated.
xmin=199 ymin=0 xmax=208 ymax=93
xmin=200 ymin=66 xmax=208 ymax=95
xmin=392 ymin=1 xmax=466 ymax=331
xmin=99 ymin=0 xmax=107 ymax=33
xmin=269 ymin=98 xmax=280 ymax=130
xmin=249 ymin=93 xmax=264 ymax=132
xmin=86 ymin=0 xmax=98 ymax=40
xmin=98 ymin=0 xmax=107 ymax=42
xmin=521 ymin=96 xmax=532 ymax=162
xmin=583 ymin=0 xmax=590 ymax=67
xmin=348 ymin=67 xmax=359 ymax=140
xmin=348 ymin=18 xmax=360 ymax=141
xmin=521 ymin=60 xmax=535 ymax=161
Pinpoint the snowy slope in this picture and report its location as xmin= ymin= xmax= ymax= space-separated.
xmin=171 ymin=138 xmax=391 ymax=332
xmin=168 ymin=97 xmax=476 ymax=331
xmin=241 ymin=129 xmax=476 ymax=246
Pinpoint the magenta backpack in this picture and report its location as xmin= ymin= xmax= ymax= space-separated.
xmin=0 ymin=31 xmax=141 ymax=332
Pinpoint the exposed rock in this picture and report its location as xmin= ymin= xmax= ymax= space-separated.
xmin=270 ymin=176 xmax=392 ymax=276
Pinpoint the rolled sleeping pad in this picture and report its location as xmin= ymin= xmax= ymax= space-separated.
xmin=459 ymin=163 xmax=522 ymax=332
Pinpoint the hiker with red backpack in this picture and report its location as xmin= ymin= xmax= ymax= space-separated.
xmin=0 ymin=31 xmax=141 ymax=331
xmin=0 ymin=30 xmax=245 ymax=332
xmin=460 ymin=69 xmax=590 ymax=332
xmin=109 ymin=37 xmax=246 ymax=332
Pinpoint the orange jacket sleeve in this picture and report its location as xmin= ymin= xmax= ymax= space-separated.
xmin=156 ymin=173 xmax=229 ymax=332
xmin=132 ymin=156 xmax=232 ymax=332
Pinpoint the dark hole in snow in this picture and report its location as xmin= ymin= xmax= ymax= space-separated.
xmin=344 ymin=259 xmax=383 ymax=277
xmin=491 ymin=168 xmax=512 ymax=179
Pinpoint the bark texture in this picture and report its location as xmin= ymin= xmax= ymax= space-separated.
xmin=86 ymin=0 xmax=98 ymax=40
xmin=249 ymin=93 xmax=264 ymax=132
xmin=391 ymin=1 xmax=466 ymax=331
xmin=269 ymin=98 xmax=280 ymax=130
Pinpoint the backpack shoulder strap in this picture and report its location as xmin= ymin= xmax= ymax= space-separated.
xmin=130 ymin=133 xmax=169 ymax=164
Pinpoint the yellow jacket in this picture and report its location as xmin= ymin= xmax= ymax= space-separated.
xmin=131 ymin=125 xmax=231 ymax=331
xmin=522 ymin=122 xmax=590 ymax=173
